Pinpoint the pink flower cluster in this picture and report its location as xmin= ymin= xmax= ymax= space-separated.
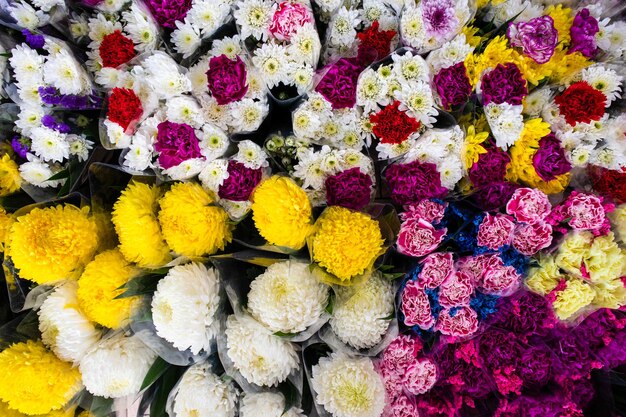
xmin=396 ymin=200 xmax=448 ymax=257
xmin=378 ymin=335 xmax=437 ymax=417
xmin=547 ymin=191 xmax=614 ymax=236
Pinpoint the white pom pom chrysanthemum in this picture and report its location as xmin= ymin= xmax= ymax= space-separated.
xmin=38 ymin=282 xmax=101 ymax=364
xmin=240 ymin=392 xmax=305 ymax=417
xmin=152 ymin=262 xmax=221 ymax=355
xmin=171 ymin=362 xmax=238 ymax=417
xmin=248 ymin=260 xmax=329 ymax=334
xmin=225 ymin=314 xmax=299 ymax=387
xmin=79 ymin=333 xmax=156 ymax=398
xmin=311 ymin=353 xmax=386 ymax=417
xmin=330 ymin=273 xmax=394 ymax=350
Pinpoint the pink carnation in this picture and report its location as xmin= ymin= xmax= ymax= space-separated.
xmin=378 ymin=362 xmax=404 ymax=401
xmin=390 ymin=395 xmax=420 ymax=417
xmin=268 ymin=1 xmax=313 ymax=41
xmin=456 ymin=254 xmax=493 ymax=284
xmin=401 ymin=280 xmax=434 ymax=329
xmin=480 ymin=257 xmax=521 ymax=295
xmin=506 ymin=187 xmax=551 ymax=224
xmin=402 ymin=358 xmax=438 ymax=395
xmin=401 ymin=200 xmax=448 ymax=223
xmin=436 ymin=306 xmax=479 ymax=338
xmin=567 ymin=192 xmax=606 ymax=231
xmin=512 ymin=221 xmax=553 ymax=256
xmin=477 ymin=213 xmax=516 ymax=249
xmin=439 ymin=272 xmax=474 ymax=308
xmin=397 ymin=219 xmax=447 ymax=257
xmin=418 ymin=252 xmax=454 ymax=288
xmin=382 ymin=335 xmax=423 ymax=373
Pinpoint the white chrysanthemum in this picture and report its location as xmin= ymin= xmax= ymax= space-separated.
xmin=68 ymin=135 xmax=93 ymax=162
xmin=361 ymin=0 xmax=397 ymax=31
xmin=210 ymin=36 xmax=243 ymax=59
xmin=485 ymin=102 xmax=524 ymax=149
xmin=38 ymin=282 xmax=101 ymax=364
xmin=248 ymin=261 xmax=328 ymax=334
xmin=591 ymin=144 xmax=626 ymax=171
xmin=172 ymin=362 xmax=238 ymax=417
xmin=581 ymin=65 xmax=623 ymax=105
xmin=293 ymin=65 xmax=314 ymax=95
xmin=234 ymin=0 xmax=275 ymax=41
xmin=152 ymin=263 xmax=221 ymax=355
xmin=162 ymin=158 xmax=207 ymax=180
xmin=437 ymin=157 xmax=464 ymax=189
xmin=69 ymin=15 xmax=89 ymax=39
xmin=15 ymin=105 xmax=45 ymax=136
xmin=523 ymin=88 xmax=552 ymax=117
xmin=9 ymin=1 xmax=45 ymax=29
xmin=607 ymin=21 xmax=626 ymax=58
xmin=199 ymin=159 xmax=229 ymax=192
xmin=88 ymin=14 xmax=122 ymax=43
xmin=233 ymin=140 xmax=268 ymax=169
xmin=329 ymin=7 xmax=360 ymax=47
xmin=315 ymin=0 xmax=341 ymax=14
xmin=231 ymin=98 xmax=268 ymax=133
xmin=244 ymin=67 xmax=267 ymax=100
xmin=356 ymin=69 xmax=389 ymax=113
xmin=96 ymin=0 xmax=127 ymax=13
xmin=123 ymin=138 xmax=153 ymax=172
xmin=376 ymin=136 xmax=416 ymax=160
xmin=172 ymin=21 xmax=202 ymax=59
xmin=79 ymin=333 xmax=156 ymax=399
xmin=427 ymin=33 xmax=473 ymax=72
xmin=311 ymin=353 xmax=386 ymax=417
xmin=198 ymin=124 xmax=229 ymax=160
xmin=293 ymin=108 xmax=321 ymax=139
xmin=189 ymin=0 xmax=229 ymax=36
xmin=32 ymin=0 xmax=63 ymax=12
xmin=143 ymin=53 xmax=191 ymax=99
xmin=400 ymin=6 xmax=427 ymax=50
xmin=166 ymin=96 xmax=204 ymax=127
xmin=122 ymin=4 xmax=158 ymax=51
xmin=225 ymin=314 xmax=299 ymax=387
xmin=568 ymin=144 xmax=594 ymax=167
xmin=395 ymin=81 xmax=437 ymax=127
xmin=392 ymin=52 xmax=430 ymax=84
xmin=9 ymin=44 xmax=44 ymax=87
xmin=486 ymin=0 xmax=536 ymax=27
xmin=292 ymin=150 xmax=326 ymax=190
xmin=30 ymin=126 xmax=70 ymax=163
xmin=252 ymin=43 xmax=294 ymax=89
xmin=43 ymin=49 xmax=91 ymax=95
xmin=288 ymin=25 xmax=321 ymax=67
xmin=339 ymin=149 xmax=373 ymax=174
xmin=220 ymin=199 xmax=252 ymax=220
xmin=240 ymin=392 xmax=305 ymax=417
xmin=306 ymin=92 xmax=333 ymax=114
xmin=330 ymin=273 xmax=394 ymax=350
xmin=19 ymin=155 xmax=64 ymax=188
xmin=17 ymin=84 xmax=44 ymax=106
xmin=104 ymin=119 xmax=132 ymax=149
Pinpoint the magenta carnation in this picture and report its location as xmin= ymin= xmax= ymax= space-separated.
xmin=419 ymin=252 xmax=454 ymax=288
xmin=569 ymin=8 xmax=599 ymax=58
xmin=433 ymin=62 xmax=472 ymax=109
xmin=533 ymin=133 xmax=572 ymax=181
xmin=386 ymin=160 xmax=448 ymax=205
xmin=512 ymin=221 xmax=553 ymax=256
xmin=401 ymin=280 xmax=435 ymax=329
xmin=480 ymin=63 xmax=527 ymax=105
xmin=506 ymin=187 xmax=552 ymax=224
xmin=439 ymin=271 xmax=474 ymax=308
xmin=269 ymin=1 xmax=313 ymax=41
xmin=154 ymin=121 xmax=202 ymax=169
xmin=315 ymin=58 xmax=362 ymax=109
xmin=206 ymin=55 xmax=248 ymax=105
xmin=146 ymin=0 xmax=192 ymax=28
xmin=218 ymin=160 xmax=263 ymax=201
xmin=477 ymin=213 xmax=515 ymax=250
xmin=397 ymin=218 xmax=447 ymax=258
xmin=325 ymin=167 xmax=373 ymax=211
xmin=508 ymin=15 xmax=558 ymax=64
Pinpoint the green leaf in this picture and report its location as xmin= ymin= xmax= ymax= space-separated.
xmin=114 ymin=271 xmax=168 ymax=299
xmin=141 ymin=357 xmax=170 ymax=391
xmin=379 ymin=312 xmax=395 ymax=321
xmin=274 ymin=331 xmax=298 ymax=338
xmin=325 ymin=292 xmax=335 ymax=315
xmin=383 ymin=272 xmax=405 ymax=281
xmin=90 ymin=396 xmax=114 ymax=417
xmin=277 ymin=379 xmax=299 ymax=414
xmin=377 ymin=264 xmax=395 ymax=272
xmin=150 ymin=365 xmax=187 ymax=417
xmin=47 ymin=169 xmax=71 ymax=181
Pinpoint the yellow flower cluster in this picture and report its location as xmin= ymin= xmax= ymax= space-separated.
xmin=552 ymin=279 xmax=595 ymax=321
xmin=506 ymin=118 xmax=570 ymax=194
xmin=112 ymin=182 xmax=171 ymax=268
xmin=158 ymin=182 xmax=232 ymax=257
xmin=545 ymin=4 xmax=574 ymax=44
xmin=0 ymin=400 xmax=77 ymax=417
xmin=77 ymin=249 xmax=141 ymax=329
xmin=6 ymin=205 xmax=99 ymax=284
xmin=0 ymin=154 xmax=22 ymax=197
xmin=609 ymin=204 xmax=626 ymax=243
xmin=0 ymin=340 xmax=82 ymax=415
xmin=310 ymin=206 xmax=384 ymax=283
xmin=251 ymin=176 xmax=314 ymax=250
xmin=462 ymin=125 xmax=489 ymax=170
xmin=0 ymin=207 xmax=14 ymax=252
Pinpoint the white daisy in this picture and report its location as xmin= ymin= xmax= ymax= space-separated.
xmin=19 ymin=155 xmax=64 ymax=188
xmin=329 ymin=7 xmax=360 ymax=48
xmin=9 ymin=44 xmax=44 ymax=87
xmin=288 ymin=24 xmax=321 ymax=67
xmin=376 ymin=136 xmax=416 ymax=160
xmin=122 ymin=4 xmax=158 ymax=51
xmin=69 ymin=15 xmax=89 ymax=39
xmin=581 ymin=65 xmax=623 ymax=105
xmin=123 ymin=137 xmax=153 ymax=172
xmin=198 ymin=94 xmax=232 ymax=131
xmin=485 ymin=102 xmax=524 ymax=149
xmin=427 ymin=33 xmax=474 ymax=72
xmin=293 ymin=65 xmax=315 ymax=95
xmin=293 ymin=108 xmax=321 ymax=140
xmin=356 ymin=68 xmax=389 ymax=113
xmin=199 ymin=159 xmax=229 ymax=192
xmin=252 ymin=43 xmax=294 ymax=89
xmin=210 ymin=36 xmax=243 ymax=59
xmin=523 ymin=88 xmax=552 ymax=117
xmin=172 ymin=21 xmax=202 ymax=59
xmin=30 ymin=126 xmax=70 ymax=163
xmin=68 ymin=135 xmax=94 ymax=162
xmin=437 ymin=157 xmax=464 ymax=190
xmin=219 ymin=199 xmax=252 ymax=220
xmin=395 ymin=81 xmax=437 ymax=127
xmin=188 ymin=0 xmax=230 ymax=37
xmin=400 ymin=6 xmax=427 ymax=50
xmin=96 ymin=0 xmax=127 ymax=13
xmin=245 ymin=67 xmax=267 ymax=100
xmin=240 ymin=392 xmax=305 ymax=417
xmin=392 ymin=52 xmax=430 ymax=84
xmin=43 ymin=49 xmax=91 ymax=95
xmin=198 ymin=124 xmax=229 ymax=160
xmin=15 ymin=105 xmax=46 ymax=136
xmin=230 ymin=98 xmax=268 ymax=133
xmin=234 ymin=140 xmax=268 ymax=169
xmin=162 ymin=158 xmax=207 ymax=180
xmin=32 ymin=0 xmax=63 ymax=12
xmin=9 ymin=1 xmax=45 ymax=30
xmin=292 ymin=151 xmax=326 ymax=190
xmin=234 ymin=0 xmax=275 ymax=41
xmin=104 ymin=119 xmax=132 ymax=149
xmin=166 ymin=96 xmax=204 ymax=127
xmin=143 ymin=53 xmax=191 ymax=99
xmin=88 ymin=13 xmax=122 ymax=43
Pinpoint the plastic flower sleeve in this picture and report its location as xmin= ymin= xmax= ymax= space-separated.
xmin=0 ymin=0 xmax=67 ymax=31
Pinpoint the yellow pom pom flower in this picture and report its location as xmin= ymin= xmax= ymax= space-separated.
xmin=158 ymin=182 xmax=232 ymax=257
xmin=0 ymin=207 xmax=14 ymax=252
xmin=6 ymin=205 xmax=99 ymax=284
xmin=0 ymin=154 xmax=22 ymax=197
xmin=77 ymin=249 xmax=141 ymax=329
xmin=251 ymin=176 xmax=314 ymax=250
xmin=553 ymin=278 xmax=595 ymax=321
xmin=311 ymin=206 xmax=384 ymax=282
xmin=112 ymin=182 xmax=171 ymax=268
xmin=0 ymin=340 xmax=82 ymax=415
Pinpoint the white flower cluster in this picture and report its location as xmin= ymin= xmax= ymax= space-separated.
xmin=330 ymin=272 xmax=394 ymax=350
xmin=292 ymin=145 xmax=375 ymax=205
xmin=426 ymin=33 xmax=474 ymax=75
xmin=7 ymin=0 xmax=64 ymax=30
xmin=311 ymin=353 xmax=386 ymax=417
xmin=240 ymin=392 xmax=305 ymax=417
xmin=247 ymin=260 xmax=329 ymax=334
xmin=171 ymin=362 xmax=238 ymax=417
xmin=9 ymin=39 xmax=95 ymax=188
xmin=225 ymin=314 xmax=300 ymax=387
xmin=171 ymin=0 xmax=232 ymax=59
xmin=485 ymin=101 xmax=525 ymax=150
xmin=484 ymin=0 xmax=543 ymax=27
xmin=151 ymin=263 xmax=221 ymax=355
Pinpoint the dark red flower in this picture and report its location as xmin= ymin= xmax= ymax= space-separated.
xmin=480 ymin=63 xmax=527 ymax=105
xmin=370 ymin=101 xmax=421 ymax=145
xmin=325 ymin=167 xmax=373 ymax=211
xmin=206 ymin=55 xmax=249 ymax=105
xmin=357 ymin=21 xmax=396 ymax=64
xmin=588 ymin=165 xmax=626 ymax=204
xmin=385 ymin=160 xmax=447 ymax=205
xmin=218 ymin=160 xmax=263 ymax=201
xmin=554 ymin=81 xmax=606 ymax=126
xmin=107 ymin=88 xmax=143 ymax=131
xmin=315 ymin=58 xmax=362 ymax=109
xmin=99 ymin=30 xmax=136 ymax=68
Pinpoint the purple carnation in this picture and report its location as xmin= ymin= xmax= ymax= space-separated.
xmin=21 ymin=29 xmax=45 ymax=49
xmin=11 ymin=136 xmax=30 ymax=159
xmin=218 ymin=160 xmax=262 ymax=201
xmin=206 ymin=55 xmax=248 ymax=105
xmin=533 ymin=133 xmax=571 ymax=181
xmin=472 ymin=181 xmax=519 ymax=211
xmin=520 ymin=347 xmax=552 ymax=389
xmin=433 ymin=62 xmax=472 ymax=109
xmin=480 ymin=63 xmax=527 ymax=105
xmin=154 ymin=121 xmax=202 ymax=169
xmin=421 ymin=0 xmax=458 ymax=41
xmin=325 ymin=167 xmax=373 ymax=211
xmin=315 ymin=58 xmax=362 ymax=109
xmin=385 ymin=160 xmax=447 ymax=205
xmin=146 ymin=0 xmax=192 ymax=28
xmin=469 ymin=146 xmax=510 ymax=187
xmin=597 ymin=330 xmax=626 ymax=369
xmin=508 ymin=16 xmax=558 ymax=64
xmin=487 ymin=292 xmax=556 ymax=340
xmin=569 ymin=8 xmax=599 ymax=58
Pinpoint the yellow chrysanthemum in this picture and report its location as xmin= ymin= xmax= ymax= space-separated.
xmin=462 ymin=125 xmax=489 ymax=169
xmin=462 ymin=25 xmax=481 ymax=48
xmin=77 ymin=249 xmax=141 ymax=329
xmin=553 ymin=278 xmax=595 ymax=321
xmin=6 ymin=205 xmax=99 ymax=284
xmin=548 ymin=47 xmax=590 ymax=84
xmin=0 ymin=340 xmax=82 ymax=415
xmin=77 ymin=411 xmax=95 ymax=417
xmin=0 ymin=207 xmax=14 ymax=252
xmin=464 ymin=36 xmax=515 ymax=86
xmin=545 ymin=5 xmax=573 ymax=44
xmin=158 ymin=182 xmax=232 ymax=257
xmin=525 ymin=255 xmax=561 ymax=295
xmin=251 ymin=176 xmax=314 ymax=250
xmin=311 ymin=206 xmax=384 ymax=282
xmin=112 ymin=182 xmax=171 ymax=268
xmin=0 ymin=154 xmax=22 ymax=197
xmin=0 ymin=401 xmax=76 ymax=417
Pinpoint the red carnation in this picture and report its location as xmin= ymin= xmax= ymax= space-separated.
xmin=99 ymin=30 xmax=136 ymax=68
xmin=108 ymin=88 xmax=143 ymax=131
xmin=357 ymin=21 xmax=396 ymax=63
xmin=370 ymin=101 xmax=421 ymax=145
xmin=588 ymin=165 xmax=626 ymax=204
xmin=554 ymin=81 xmax=606 ymax=126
